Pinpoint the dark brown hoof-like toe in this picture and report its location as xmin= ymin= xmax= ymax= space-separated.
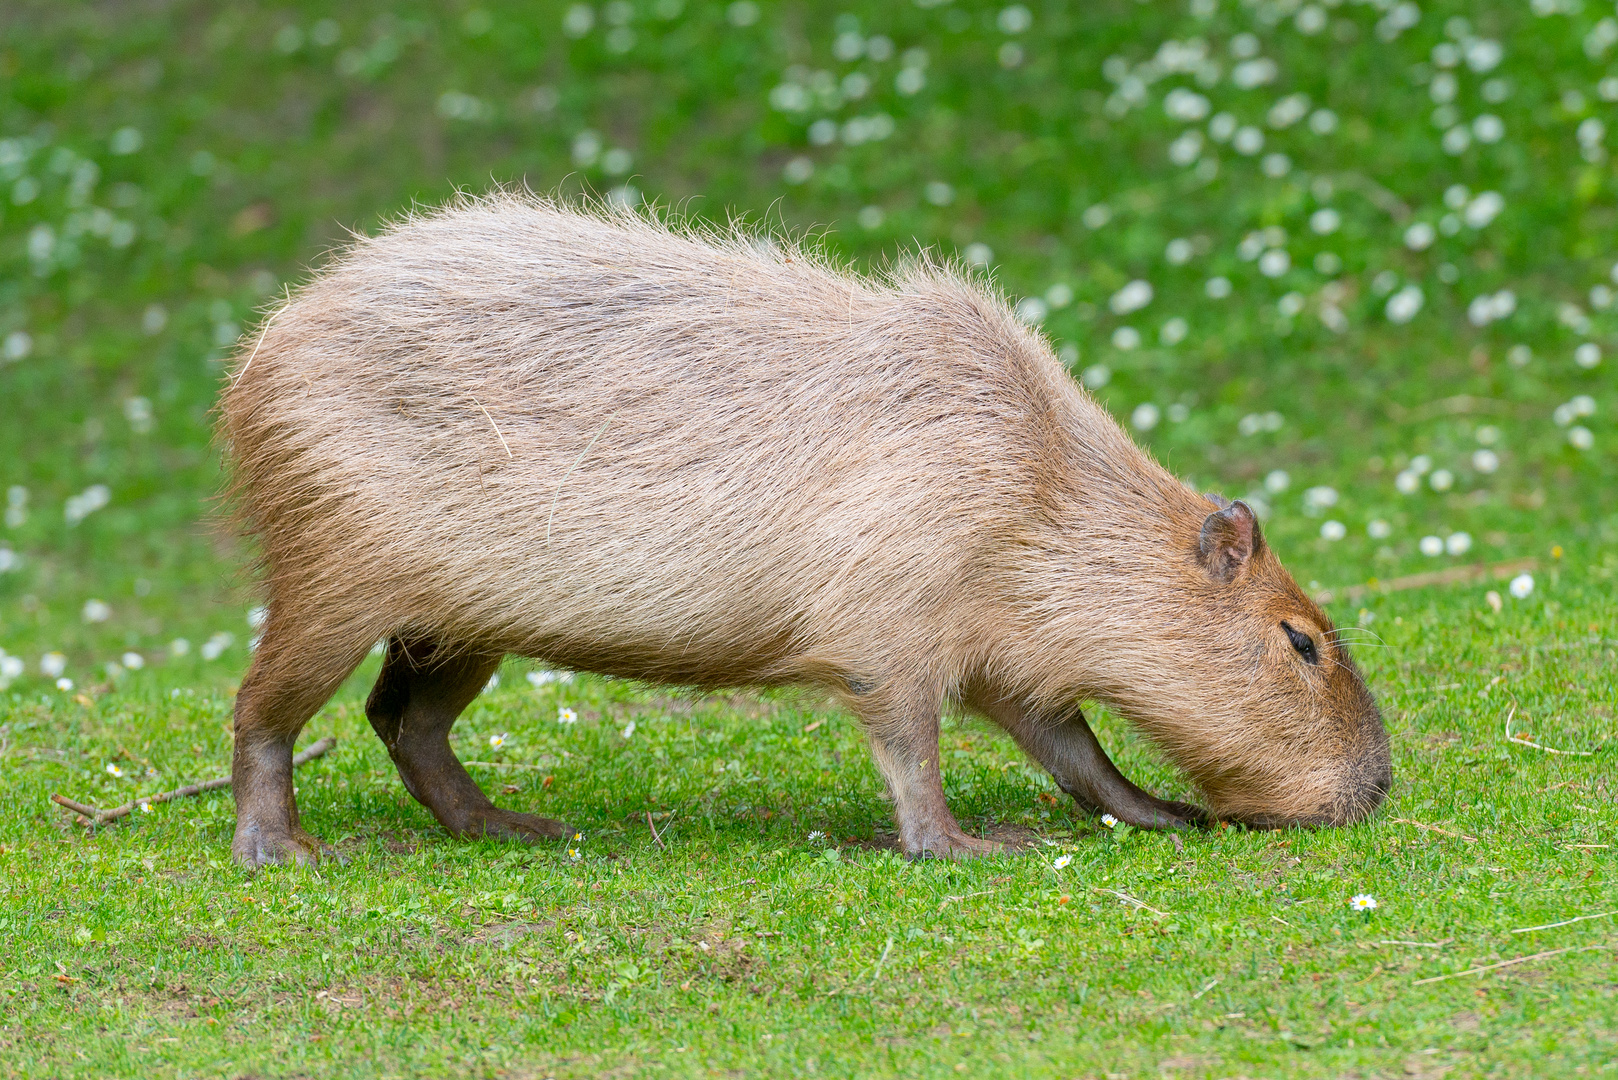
xmin=904 ymin=828 xmax=1010 ymax=860
xmin=463 ymin=808 xmax=573 ymax=844
xmin=233 ymin=824 xmax=340 ymax=869
xmin=1108 ymin=798 xmax=1209 ymax=831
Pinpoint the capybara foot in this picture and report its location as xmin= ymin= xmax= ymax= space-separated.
xmin=905 ymin=828 xmax=1008 ymax=860
xmin=233 ymin=823 xmax=339 ymax=869
xmin=459 ymin=807 xmax=573 ymax=844
xmin=1105 ymin=797 xmax=1208 ymax=831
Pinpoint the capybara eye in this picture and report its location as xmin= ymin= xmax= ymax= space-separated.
xmin=1282 ymin=621 xmax=1318 ymax=664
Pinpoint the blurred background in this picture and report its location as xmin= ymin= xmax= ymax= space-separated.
xmin=0 ymin=0 xmax=1614 ymax=690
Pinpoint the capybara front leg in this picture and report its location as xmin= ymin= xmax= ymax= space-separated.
xmin=232 ymin=626 xmax=369 ymax=868
xmin=365 ymin=638 xmax=571 ymax=845
xmin=973 ymin=694 xmax=1207 ymax=830
xmin=860 ymin=700 xmax=1005 ymax=859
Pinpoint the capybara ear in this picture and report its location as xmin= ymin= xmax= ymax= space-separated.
xmin=1203 ymin=491 xmax=1233 ymax=510
xmin=1199 ymin=500 xmax=1260 ymax=582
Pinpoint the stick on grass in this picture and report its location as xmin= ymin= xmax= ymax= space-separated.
xmin=1411 ymin=945 xmax=1603 ymax=985
xmin=50 ymin=737 xmax=336 ymax=827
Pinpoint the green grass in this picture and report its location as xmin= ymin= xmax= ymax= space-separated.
xmin=0 ymin=1 xmax=1615 ymax=1076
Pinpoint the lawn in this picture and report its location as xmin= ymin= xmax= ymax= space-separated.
xmin=1 ymin=1 xmax=1614 ymax=1077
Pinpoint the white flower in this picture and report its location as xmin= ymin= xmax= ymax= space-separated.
xmin=1320 ymin=520 xmax=1347 ymax=541
xmin=1015 ymin=297 xmax=1049 ymax=324
xmin=1472 ymin=449 xmax=1499 ymax=473
xmin=622 ymin=720 xmax=637 ymax=739
xmin=1100 ymin=813 xmax=1119 ymax=828
xmin=1404 ymin=222 xmax=1436 ymax=250
xmin=81 ymin=599 xmax=111 ymax=624
xmin=169 ymin=638 xmax=191 ymax=657
xmin=1569 ymin=426 xmax=1594 ymax=450
xmin=1111 ymin=327 xmax=1141 ymax=350
xmin=139 ymin=801 xmax=153 ymax=814
xmin=1232 ymin=125 xmax=1264 ymax=155
xmin=1164 ymin=238 xmax=1193 ymax=265
xmin=1509 ymin=573 xmax=1534 ymax=599
xmin=963 ymin=243 xmax=994 ymax=267
xmin=567 ymin=846 xmax=581 ymax=860
xmin=1350 ymin=893 xmax=1378 ymax=911
xmin=1575 ymin=343 xmax=1601 ymax=369
xmin=1309 ymin=208 xmax=1341 ymax=235
xmin=1302 ymin=485 xmax=1339 ymax=514
xmin=1052 ymin=854 xmax=1073 ymax=869
xmin=557 ymin=707 xmax=578 ymax=724
xmin=1464 ymin=191 xmax=1505 ymax=229
xmin=1258 ymin=249 xmax=1290 ymax=278
xmin=1385 ymin=285 xmax=1424 ymax=324
xmin=56 ymin=678 xmax=74 ymax=692
xmin=1445 ymin=532 xmax=1472 ymax=556
xmin=1367 ymin=519 xmax=1392 ymax=540
xmin=1164 ymin=88 xmax=1211 ymax=122
xmin=1428 ymin=468 xmax=1454 ymax=491
xmin=40 ymin=652 xmax=67 ymax=678
xmin=1131 ymin=403 xmax=1161 ymax=431
xmin=120 ymin=652 xmax=144 ymax=670
xmin=1419 ymin=535 xmax=1444 ymax=557
xmin=1109 ymin=279 xmax=1154 ymax=315
xmin=488 ymin=733 xmax=507 ymax=750
xmin=106 ymin=763 xmax=124 ymax=778
xmin=808 ymin=830 xmax=827 ymax=840
xmin=1205 ymin=276 xmax=1232 ymax=299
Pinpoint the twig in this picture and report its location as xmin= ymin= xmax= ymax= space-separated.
xmin=1505 ymin=704 xmax=1598 ymax=757
xmin=1412 ymin=945 xmax=1603 ymax=985
xmin=545 ymin=409 xmax=620 ymax=546
xmin=1379 ymin=939 xmax=1453 ymax=948
xmin=1314 ymin=556 xmax=1538 ymax=605
xmin=1190 ymin=977 xmax=1220 ymax=1000
xmin=1093 ymin=886 xmax=1169 ymax=917
xmin=468 ymin=396 xmax=513 ymax=459
xmin=867 ymin=936 xmax=895 ymax=983
xmin=1511 ymin=911 xmax=1615 ymax=935
xmin=646 ymin=811 xmax=667 ymax=850
xmin=50 ymin=737 xmax=336 ymax=827
xmin=1390 ymin=818 xmax=1478 ymax=843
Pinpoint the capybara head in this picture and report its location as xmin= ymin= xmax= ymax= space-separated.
xmin=1095 ymin=497 xmax=1391 ymax=828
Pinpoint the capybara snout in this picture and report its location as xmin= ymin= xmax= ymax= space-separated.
xmin=220 ymin=194 xmax=1388 ymax=867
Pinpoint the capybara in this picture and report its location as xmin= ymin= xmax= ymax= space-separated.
xmin=220 ymin=195 xmax=1390 ymax=868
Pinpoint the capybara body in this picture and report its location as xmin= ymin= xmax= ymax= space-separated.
xmin=221 ymin=195 xmax=1389 ymax=867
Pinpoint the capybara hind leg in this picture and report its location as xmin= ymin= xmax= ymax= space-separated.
xmin=859 ymin=699 xmax=1006 ymax=859
xmin=232 ymin=633 xmax=368 ymax=868
xmin=972 ymin=694 xmax=1207 ymax=830
xmin=366 ymin=638 xmax=571 ymax=844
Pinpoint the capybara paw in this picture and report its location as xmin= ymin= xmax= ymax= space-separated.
xmin=469 ymin=808 xmax=573 ymax=844
xmin=232 ymin=824 xmax=338 ymax=869
xmin=905 ymin=829 xmax=1008 ymax=860
xmin=1108 ymin=798 xmax=1209 ymax=831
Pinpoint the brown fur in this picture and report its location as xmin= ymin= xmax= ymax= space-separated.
xmin=219 ymin=194 xmax=1388 ymax=866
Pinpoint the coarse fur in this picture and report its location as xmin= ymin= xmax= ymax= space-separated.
xmin=220 ymin=192 xmax=1389 ymax=867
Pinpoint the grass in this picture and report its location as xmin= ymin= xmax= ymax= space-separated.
xmin=0 ymin=0 xmax=1614 ymax=1076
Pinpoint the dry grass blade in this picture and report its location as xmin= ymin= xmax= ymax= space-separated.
xmin=1093 ymin=887 xmax=1168 ymax=917
xmin=1389 ymin=818 xmax=1478 ymax=842
xmin=1511 ymin=911 xmax=1616 ymax=935
xmin=1504 ymin=704 xmax=1599 ymax=757
xmin=1379 ymin=939 xmax=1453 ymax=948
xmin=1411 ymin=945 xmax=1604 ymax=985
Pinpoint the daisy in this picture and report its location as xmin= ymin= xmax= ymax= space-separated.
xmin=1053 ymin=854 xmax=1073 ymax=869
xmin=558 ymin=707 xmax=578 ymax=724
xmin=1101 ymin=813 xmax=1119 ymax=828
xmin=1350 ymin=893 xmax=1378 ymax=911
xmin=488 ymin=733 xmax=507 ymax=750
